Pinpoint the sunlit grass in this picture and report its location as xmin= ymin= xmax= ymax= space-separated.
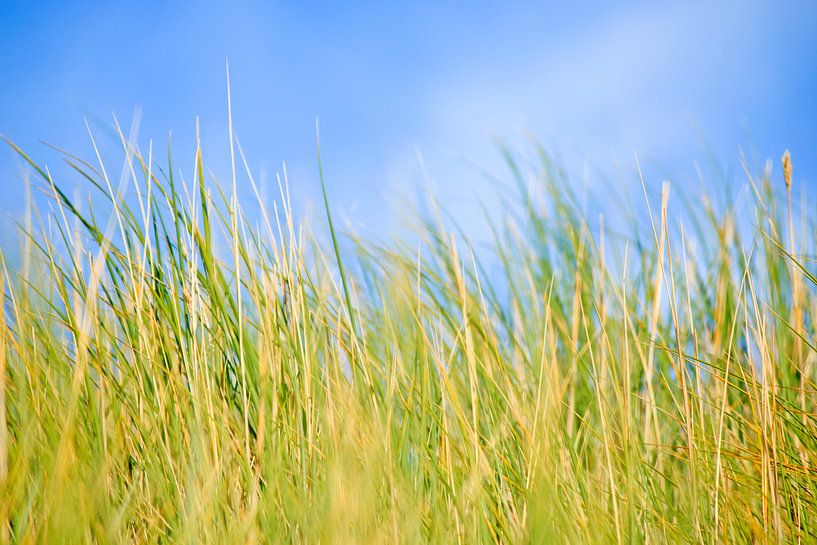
xmin=1 ymin=122 xmax=816 ymax=544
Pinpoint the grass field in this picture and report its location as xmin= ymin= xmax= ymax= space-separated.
xmin=0 ymin=125 xmax=816 ymax=544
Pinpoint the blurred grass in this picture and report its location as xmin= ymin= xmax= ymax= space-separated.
xmin=0 ymin=124 xmax=816 ymax=544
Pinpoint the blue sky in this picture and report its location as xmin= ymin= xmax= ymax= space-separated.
xmin=1 ymin=1 xmax=816 ymax=237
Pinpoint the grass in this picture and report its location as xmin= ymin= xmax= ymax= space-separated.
xmin=0 ymin=122 xmax=816 ymax=544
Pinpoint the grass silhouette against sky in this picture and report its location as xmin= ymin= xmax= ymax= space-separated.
xmin=1 ymin=1 xmax=816 ymax=232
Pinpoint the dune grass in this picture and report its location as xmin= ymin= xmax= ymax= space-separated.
xmin=0 ymin=124 xmax=816 ymax=544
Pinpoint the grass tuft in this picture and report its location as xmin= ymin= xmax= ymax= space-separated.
xmin=0 ymin=126 xmax=816 ymax=544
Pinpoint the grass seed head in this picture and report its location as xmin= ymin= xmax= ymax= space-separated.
xmin=782 ymin=149 xmax=792 ymax=190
